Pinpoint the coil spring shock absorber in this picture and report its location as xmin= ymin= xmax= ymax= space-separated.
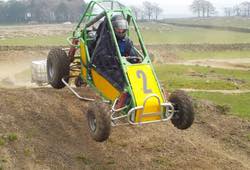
xmin=68 ymin=39 xmax=79 ymax=62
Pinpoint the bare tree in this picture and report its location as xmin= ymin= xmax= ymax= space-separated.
xmin=205 ymin=1 xmax=215 ymax=17
xmin=233 ymin=5 xmax=241 ymax=16
xmin=190 ymin=0 xmax=215 ymax=18
xmin=130 ymin=5 xmax=141 ymax=20
xmin=240 ymin=1 xmax=250 ymax=17
xmin=152 ymin=3 xmax=163 ymax=20
xmin=190 ymin=0 xmax=202 ymax=17
xmin=201 ymin=0 xmax=206 ymax=17
xmin=224 ymin=7 xmax=234 ymax=17
xmin=140 ymin=9 xmax=146 ymax=21
xmin=143 ymin=1 xmax=154 ymax=21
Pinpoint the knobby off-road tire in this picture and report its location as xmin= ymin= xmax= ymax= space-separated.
xmin=86 ymin=103 xmax=111 ymax=142
xmin=169 ymin=90 xmax=194 ymax=130
xmin=47 ymin=48 xmax=70 ymax=89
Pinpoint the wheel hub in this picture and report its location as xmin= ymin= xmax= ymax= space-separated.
xmin=89 ymin=114 xmax=97 ymax=132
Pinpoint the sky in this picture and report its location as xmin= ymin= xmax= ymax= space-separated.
xmin=85 ymin=0 xmax=248 ymax=18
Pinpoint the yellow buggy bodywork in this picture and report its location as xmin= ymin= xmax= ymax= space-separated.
xmin=126 ymin=64 xmax=164 ymax=123
xmin=80 ymin=33 xmax=167 ymax=124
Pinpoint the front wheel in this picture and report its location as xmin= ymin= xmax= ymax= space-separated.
xmin=169 ymin=90 xmax=194 ymax=130
xmin=86 ymin=103 xmax=111 ymax=142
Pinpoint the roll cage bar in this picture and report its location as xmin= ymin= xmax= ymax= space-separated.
xmin=69 ymin=0 xmax=150 ymax=63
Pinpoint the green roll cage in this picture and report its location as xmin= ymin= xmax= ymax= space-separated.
xmin=67 ymin=0 xmax=162 ymax=110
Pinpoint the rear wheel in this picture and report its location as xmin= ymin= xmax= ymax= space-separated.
xmin=47 ymin=48 xmax=70 ymax=89
xmin=169 ymin=90 xmax=194 ymax=130
xmin=86 ymin=103 xmax=111 ymax=142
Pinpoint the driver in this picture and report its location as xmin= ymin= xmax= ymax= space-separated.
xmin=111 ymin=15 xmax=139 ymax=63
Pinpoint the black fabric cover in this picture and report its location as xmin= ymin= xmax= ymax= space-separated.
xmin=91 ymin=19 xmax=125 ymax=91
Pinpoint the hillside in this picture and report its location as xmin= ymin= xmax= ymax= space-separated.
xmin=0 ymin=88 xmax=249 ymax=169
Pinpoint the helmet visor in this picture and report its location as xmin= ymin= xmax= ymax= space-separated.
xmin=115 ymin=28 xmax=126 ymax=33
xmin=112 ymin=19 xmax=128 ymax=30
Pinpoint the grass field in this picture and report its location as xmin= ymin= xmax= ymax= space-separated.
xmin=155 ymin=64 xmax=250 ymax=119
xmin=176 ymin=50 xmax=250 ymax=60
xmin=134 ymin=22 xmax=250 ymax=44
xmin=0 ymin=35 xmax=68 ymax=46
xmin=155 ymin=64 xmax=250 ymax=91
xmin=2 ymin=22 xmax=250 ymax=46
xmin=164 ymin=17 xmax=250 ymax=29
xmin=190 ymin=92 xmax=250 ymax=119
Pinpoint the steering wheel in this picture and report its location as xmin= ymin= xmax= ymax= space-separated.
xmin=125 ymin=56 xmax=143 ymax=64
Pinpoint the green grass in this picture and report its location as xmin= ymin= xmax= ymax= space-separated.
xmin=177 ymin=50 xmax=250 ymax=60
xmin=24 ymin=148 xmax=32 ymax=157
xmin=131 ymin=23 xmax=250 ymax=44
xmin=247 ymin=134 xmax=250 ymax=141
xmin=0 ymin=157 xmax=7 ymax=170
xmin=76 ymin=155 xmax=92 ymax=165
xmin=2 ymin=22 xmax=250 ymax=46
xmin=164 ymin=17 xmax=250 ymax=29
xmin=190 ymin=92 xmax=250 ymax=119
xmin=155 ymin=64 xmax=250 ymax=91
xmin=0 ymin=35 xmax=67 ymax=46
xmin=8 ymin=133 xmax=17 ymax=142
xmin=0 ymin=138 xmax=5 ymax=146
xmin=0 ymin=133 xmax=17 ymax=146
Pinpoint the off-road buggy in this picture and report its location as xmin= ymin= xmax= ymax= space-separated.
xmin=47 ymin=0 xmax=194 ymax=142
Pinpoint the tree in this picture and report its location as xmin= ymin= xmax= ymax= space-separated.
xmin=143 ymin=1 xmax=154 ymax=21
xmin=240 ymin=1 xmax=250 ymax=17
xmin=190 ymin=0 xmax=215 ymax=18
xmin=67 ymin=0 xmax=86 ymax=22
xmin=233 ymin=5 xmax=241 ymax=16
xmin=130 ymin=5 xmax=141 ymax=20
xmin=152 ymin=3 xmax=163 ymax=20
xmin=224 ymin=7 xmax=233 ymax=17
xmin=5 ymin=0 xmax=27 ymax=23
xmin=0 ymin=0 xmax=85 ymax=23
xmin=0 ymin=1 xmax=5 ymax=22
xmin=55 ymin=2 xmax=69 ymax=22
xmin=205 ymin=1 xmax=215 ymax=17
xmin=29 ymin=0 xmax=52 ymax=22
xmin=190 ymin=0 xmax=202 ymax=17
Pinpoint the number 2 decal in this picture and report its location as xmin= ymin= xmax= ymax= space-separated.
xmin=136 ymin=70 xmax=152 ymax=94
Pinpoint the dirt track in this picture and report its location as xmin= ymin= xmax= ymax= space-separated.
xmin=0 ymin=49 xmax=48 ymax=88
xmin=0 ymin=48 xmax=250 ymax=89
xmin=0 ymin=31 xmax=250 ymax=168
xmin=0 ymin=88 xmax=249 ymax=169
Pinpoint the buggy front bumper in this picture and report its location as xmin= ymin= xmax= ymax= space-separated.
xmin=111 ymin=94 xmax=175 ymax=126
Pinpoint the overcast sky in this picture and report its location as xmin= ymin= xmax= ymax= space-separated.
xmin=86 ymin=0 xmax=248 ymax=18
